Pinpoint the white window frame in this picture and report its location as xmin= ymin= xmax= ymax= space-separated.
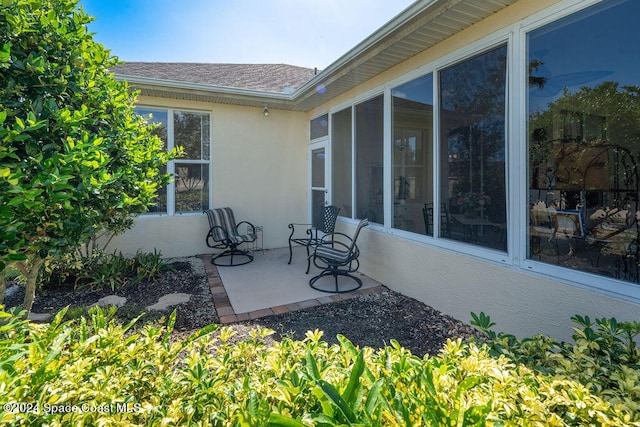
xmin=516 ymin=0 xmax=640 ymax=302
xmin=136 ymin=106 xmax=213 ymax=216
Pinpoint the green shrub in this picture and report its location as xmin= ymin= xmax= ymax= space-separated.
xmin=471 ymin=311 xmax=640 ymax=420
xmin=40 ymin=249 xmax=166 ymax=291
xmin=0 ymin=306 xmax=636 ymax=426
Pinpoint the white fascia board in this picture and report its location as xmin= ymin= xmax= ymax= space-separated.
xmin=114 ymin=74 xmax=293 ymax=102
xmin=294 ymin=0 xmax=437 ymax=95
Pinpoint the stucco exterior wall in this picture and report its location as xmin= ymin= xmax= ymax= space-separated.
xmin=340 ymin=221 xmax=640 ymax=342
xmin=109 ymin=97 xmax=308 ymax=258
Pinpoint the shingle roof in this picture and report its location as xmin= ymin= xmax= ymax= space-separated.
xmin=111 ymin=62 xmax=317 ymax=94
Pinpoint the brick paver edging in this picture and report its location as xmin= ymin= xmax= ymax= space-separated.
xmin=197 ymin=254 xmax=388 ymax=324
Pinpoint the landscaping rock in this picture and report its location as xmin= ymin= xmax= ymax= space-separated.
xmin=146 ymin=293 xmax=191 ymax=311
xmin=93 ymin=295 xmax=127 ymax=308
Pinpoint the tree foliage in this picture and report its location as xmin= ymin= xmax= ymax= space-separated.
xmin=0 ymin=0 xmax=177 ymax=310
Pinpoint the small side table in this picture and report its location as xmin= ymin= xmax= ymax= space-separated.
xmin=246 ymin=225 xmax=263 ymax=254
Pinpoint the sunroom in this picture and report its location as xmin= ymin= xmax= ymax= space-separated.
xmin=111 ymin=0 xmax=640 ymax=341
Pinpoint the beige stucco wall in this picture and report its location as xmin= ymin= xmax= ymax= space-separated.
xmin=341 ymin=222 xmax=640 ymax=342
xmin=109 ymin=97 xmax=308 ymax=258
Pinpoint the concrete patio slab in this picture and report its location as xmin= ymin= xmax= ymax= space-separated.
xmin=212 ymin=247 xmax=384 ymax=316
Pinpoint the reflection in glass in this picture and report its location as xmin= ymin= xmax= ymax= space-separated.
xmin=332 ymin=107 xmax=353 ymax=218
xmin=392 ymin=73 xmax=433 ymax=235
xmin=135 ymin=107 xmax=168 ymax=213
xmin=312 ymin=190 xmax=326 ymax=227
xmin=310 ymin=114 xmax=329 ymax=140
xmin=175 ymin=163 xmax=209 ymax=213
xmin=174 ymin=111 xmax=210 ymax=160
xmin=355 ymin=95 xmax=384 ymax=224
xmin=527 ymin=0 xmax=640 ymax=283
xmin=311 ymin=148 xmax=325 ymax=188
xmin=439 ymin=45 xmax=508 ymax=251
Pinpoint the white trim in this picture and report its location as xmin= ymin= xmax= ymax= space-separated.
xmin=309 ymin=113 xmax=329 ymax=142
xmin=135 ymin=105 xmax=213 ymax=216
xmin=383 ymin=86 xmax=393 ymax=229
xmin=118 ymin=75 xmax=292 ymax=101
xmin=519 ymin=0 xmax=605 ymax=36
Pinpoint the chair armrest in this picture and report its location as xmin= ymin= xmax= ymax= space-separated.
xmin=288 ymin=223 xmax=315 ymax=240
xmin=206 ymin=225 xmax=230 ymax=246
xmin=236 ymin=220 xmax=256 ymax=235
xmin=319 ymin=231 xmax=352 ymax=245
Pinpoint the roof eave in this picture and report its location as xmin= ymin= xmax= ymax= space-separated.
xmin=117 ymin=0 xmax=520 ymax=112
xmin=115 ymin=74 xmax=296 ymax=110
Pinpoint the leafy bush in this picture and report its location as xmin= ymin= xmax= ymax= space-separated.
xmin=40 ymin=249 xmax=166 ymax=291
xmin=0 ymin=0 xmax=179 ymax=311
xmin=471 ymin=311 xmax=640 ymax=420
xmin=0 ymin=306 xmax=635 ymax=426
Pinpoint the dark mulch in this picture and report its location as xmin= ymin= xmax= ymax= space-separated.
xmin=3 ymin=257 xmax=484 ymax=356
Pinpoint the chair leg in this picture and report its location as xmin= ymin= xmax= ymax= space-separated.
xmin=288 ymin=240 xmax=293 ymax=264
xmin=305 ymin=254 xmax=312 ymax=274
xmin=211 ymin=248 xmax=254 ymax=267
xmin=309 ymin=268 xmax=362 ymax=293
xmin=305 ymin=243 xmax=312 ymax=274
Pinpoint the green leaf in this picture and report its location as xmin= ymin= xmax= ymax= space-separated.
xmin=306 ymin=349 xmax=321 ymax=380
xmin=7 ymin=196 xmax=24 ymax=206
xmin=0 ymin=43 xmax=9 ymax=62
xmin=318 ymin=379 xmax=357 ymax=423
xmin=342 ymin=349 xmax=365 ymax=404
xmin=267 ymin=414 xmax=306 ymax=427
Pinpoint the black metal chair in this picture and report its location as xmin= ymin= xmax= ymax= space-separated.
xmin=423 ymin=202 xmax=451 ymax=237
xmin=309 ymin=218 xmax=369 ymax=293
xmin=288 ymin=205 xmax=340 ymax=273
xmin=204 ymin=208 xmax=256 ymax=266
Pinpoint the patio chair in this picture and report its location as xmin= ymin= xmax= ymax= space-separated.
xmin=423 ymin=202 xmax=451 ymax=237
xmin=288 ymin=205 xmax=340 ymax=273
xmin=309 ymin=218 xmax=369 ymax=293
xmin=204 ymin=208 xmax=257 ymax=266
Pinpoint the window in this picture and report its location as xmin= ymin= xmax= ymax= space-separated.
xmin=527 ymin=0 xmax=640 ymax=283
xmin=392 ymin=73 xmax=434 ymax=235
xmin=135 ymin=107 xmax=211 ymax=215
xmin=330 ymin=96 xmax=384 ymax=225
xmin=440 ymin=45 xmax=508 ymax=251
xmin=331 ymin=107 xmax=353 ymax=218
xmin=355 ymin=95 xmax=384 ymax=224
xmin=310 ymin=114 xmax=329 ymax=140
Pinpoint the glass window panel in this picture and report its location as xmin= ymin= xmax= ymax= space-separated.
xmin=440 ymin=45 xmax=508 ymax=251
xmin=527 ymin=0 xmax=640 ymax=283
xmin=392 ymin=73 xmax=434 ymax=235
xmin=174 ymin=110 xmax=210 ymax=160
xmin=135 ymin=107 xmax=168 ymax=214
xmin=331 ymin=107 xmax=353 ymax=218
xmin=175 ymin=163 xmax=209 ymax=213
xmin=310 ymin=114 xmax=329 ymax=140
xmin=135 ymin=107 xmax=168 ymax=146
xmin=355 ymin=95 xmax=384 ymax=224
xmin=311 ymin=148 xmax=325 ymax=188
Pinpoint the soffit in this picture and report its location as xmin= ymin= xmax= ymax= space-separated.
xmin=119 ymin=0 xmax=520 ymax=112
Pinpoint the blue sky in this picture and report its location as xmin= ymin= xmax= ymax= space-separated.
xmin=80 ymin=0 xmax=416 ymax=69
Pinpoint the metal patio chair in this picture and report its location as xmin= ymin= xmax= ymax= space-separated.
xmin=309 ymin=218 xmax=369 ymax=293
xmin=288 ymin=205 xmax=340 ymax=273
xmin=205 ymin=208 xmax=256 ymax=266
